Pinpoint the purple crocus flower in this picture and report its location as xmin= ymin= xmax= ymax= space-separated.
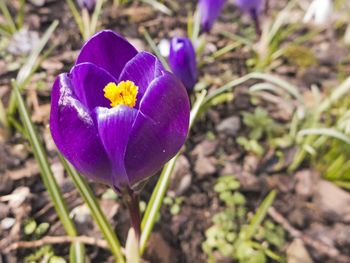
xmin=235 ymin=0 xmax=264 ymax=36
xmin=50 ymin=30 xmax=190 ymax=193
xmin=198 ymin=0 xmax=226 ymax=32
xmin=77 ymin=0 xmax=96 ymax=12
xmin=169 ymin=37 xmax=197 ymax=91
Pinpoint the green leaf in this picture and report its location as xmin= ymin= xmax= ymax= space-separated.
xmin=24 ymin=218 xmax=37 ymax=235
xmin=101 ymin=188 xmax=119 ymax=200
xmin=0 ymin=0 xmax=17 ymax=33
xmin=139 ymin=0 xmax=172 ymax=15
xmin=244 ymin=190 xmax=276 ymax=240
xmin=298 ymin=128 xmax=350 ymax=146
xmin=143 ymin=29 xmax=171 ymax=72
xmin=35 ymin=222 xmax=50 ymax=236
xmin=170 ymin=204 xmax=180 ymax=215
xmin=89 ymin=0 xmax=104 ymax=37
xmin=12 ymin=81 xmax=84 ymax=263
xmin=214 ymin=181 xmax=227 ymax=193
xmin=65 ymin=0 xmax=85 ymax=39
xmin=59 ymin=154 xmax=125 ymax=263
xmin=49 ymin=256 xmax=66 ymax=263
xmin=233 ymin=192 xmax=246 ymax=205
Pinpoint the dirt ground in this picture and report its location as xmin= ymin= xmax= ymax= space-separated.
xmin=1 ymin=0 xmax=350 ymax=262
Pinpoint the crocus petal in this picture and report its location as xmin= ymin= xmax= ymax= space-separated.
xmin=235 ymin=0 xmax=264 ymax=17
xmin=50 ymin=74 xmax=113 ymax=185
xmin=76 ymin=0 xmax=96 ymax=12
xmin=118 ymin=52 xmax=165 ymax=109
xmin=198 ymin=0 xmax=226 ymax=32
xmin=94 ymin=105 xmax=138 ymax=190
xmin=76 ymin=30 xmax=138 ymax=79
xmin=303 ymin=0 xmax=332 ymax=25
xmin=124 ymin=72 xmax=190 ymax=186
xmin=70 ymin=62 xmax=117 ymax=111
xmin=169 ymin=37 xmax=197 ymax=91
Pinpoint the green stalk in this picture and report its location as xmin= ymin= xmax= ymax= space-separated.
xmin=245 ymin=190 xmax=276 ymax=240
xmin=16 ymin=0 xmax=26 ymax=29
xmin=140 ymin=90 xmax=207 ymax=255
xmin=59 ymin=154 xmax=125 ymax=263
xmin=12 ymin=80 xmax=84 ymax=262
xmin=89 ymin=0 xmax=104 ymax=38
xmin=143 ymin=29 xmax=171 ymax=72
xmin=66 ymin=0 xmax=86 ymax=39
xmin=0 ymin=0 xmax=17 ymax=33
xmin=203 ymin=72 xmax=304 ymax=106
xmin=139 ymin=0 xmax=172 ymax=15
xmin=0 ymin=23 xmax=12 ymax=36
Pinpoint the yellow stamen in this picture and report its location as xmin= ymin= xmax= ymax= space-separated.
xmin=103 ymin=80 xmax=138 ymax=108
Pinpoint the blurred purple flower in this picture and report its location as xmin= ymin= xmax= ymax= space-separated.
xmin=198 ymin=0 xmax=226 ymax=32
xmin=235 ymin=0 xmax=264 ymax=19
xmin=76 ymin=0 xmax=96 ymax=12
xmin=50 ymin=30 xmax=190 ymax=192
xmin=235 ymin=0 xmax=264 ymax=36
xmin=169 ymin=37 xmax=197 ymax=91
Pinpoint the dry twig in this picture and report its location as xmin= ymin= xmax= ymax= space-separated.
xmin=4 ymin=235 xmax=110 ymax=253
xmin=268 ymin=206 xmax=350 ymax=263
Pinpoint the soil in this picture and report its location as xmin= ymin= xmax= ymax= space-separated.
xmin=1 ymin=0 xmax=350 ymax=262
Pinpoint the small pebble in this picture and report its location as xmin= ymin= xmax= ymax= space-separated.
xmin=1 ymin=217 xmax=16 ymax=230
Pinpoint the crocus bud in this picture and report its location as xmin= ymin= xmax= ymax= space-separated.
xmin=76 ymin=0 xmax=96 ymax=12
xmin=169 ymin=37 xmax=197 ymax=91
xmin=50 ymin=30 xmax=190 ymax=193
xmin=303 ymin=0 xmax=333 ymax=25
xmin=198 ymin=0 xmax=226 ymax=32
xmin=235 ymin=0 xmax=263 ymax=17
xmin=235 ymin=0 xmax=264 ymax=36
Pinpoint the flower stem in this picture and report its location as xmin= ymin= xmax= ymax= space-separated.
xmin=123 ymin=192 xmax=141 ymax=241
xmin=250 ymin=8 xmax=261 ymax=39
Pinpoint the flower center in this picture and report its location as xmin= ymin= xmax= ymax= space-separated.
xmin=103 ymin=80 xmax=138 ymax=108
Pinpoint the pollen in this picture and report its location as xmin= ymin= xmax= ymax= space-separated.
xmin=103 ymin=80 xmax=138 ymax=108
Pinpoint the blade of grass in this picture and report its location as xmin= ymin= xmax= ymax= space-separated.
xmin=220 ymin=31 xmax=255 ymax=53
xmin=140 ymin=90 xmax=207 ymax=255
xmin=20 ymin=44 xmax=57 ymax=91
xmin=249 ymin=72 xmax=304 ymax=104
xmin=266 ymin=0 xmax=295 ymax=44
xmin=70 ymin=242 xmax=85 ymax=263
xmin=187 ymin=11 xmax=193 ymax=40
xmin=59 ymin=153 xmax=125 ymax=263
xmin=191 ymin=7 xmax=201 ymax=46
xmin=298 ymin=128 xmax=350 ymax=146
xmin=16 ymin=20 xmax=59 ymax=86
xmin=0 ymin=23 xmax=12 ymax=36
xmin=204 ymin=72 xmax=304 ymax=106
xmin=7 ymin=20 xmax=58 ymax=116
xmin=89 ymin=0 xmax=104 ymax=38
xmin=210 ymin=42 xmax=241 ymax=59
xmin=7 ymin=115 xmax=27 ymax=137
xmin=203 ymin=73 xmax=252 ymax=105
xmin=12 ymin=80 xmax=84 ymax=262
xmin=139 ymin=0 xmax=172 ymax=15
xmin=143 ymin=29 xmax=171 ymax=71
xmin=16 ymin=0 xmax=26 ymax=29
xmin=0 ymin=99 xmax=8 ymax=129
xmin=249 ymin=83 xmax=284 ymax=95
xmin=245 ymin=190 xmax=276 ymax=240
xmin=66 ymin=0 xmax=85 ymax=39
xmin=319 ymin=76 xmax=350 ymax=113
xmin=0 ymin=0 xmax=17 ymax=33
